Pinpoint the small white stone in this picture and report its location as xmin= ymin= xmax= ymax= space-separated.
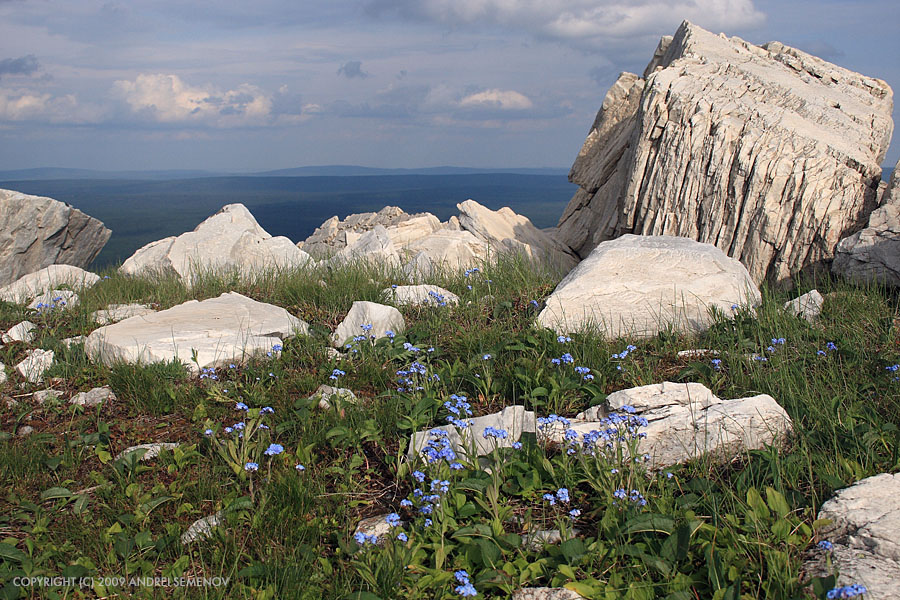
xmin=15 ymin=349 xmax=54 ymax=383
xmin=2 ymin=321 xmax=36 ymax=344
xmin=784 ymin=289 xmax=824 ymax=322
xmin=69 ymin=386 xmax=116 ymax=408
xmin=115 ymin=442 xmax=179 ymax=462
xmin=181 ymin=512 xmax=223 ymax=544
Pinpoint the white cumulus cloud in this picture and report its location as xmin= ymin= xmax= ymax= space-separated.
xmin=0 ymin=88 xmax=102 ymax=123
xmin=112 ymin=73 xmax=273 ymax=126
xmin=459 ymin=89 xmax=533 ymax=110
xmin=369 ymin=0 xmax=765 ymax=47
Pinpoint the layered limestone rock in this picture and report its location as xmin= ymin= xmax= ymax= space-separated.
xmin=300 ymin=206 xmax=438 ymax=258
xmin=537 ymin=235 xmax=760 ymax=339
xmin=805 ymin=473 xmax=900 ymax=599
xmin=0 ymin=189 xmax=110 ymax=287
xmin=120 ymin=204 xmax=313 ymax=284
xmin=85 ymin=292 xmax=308 ymax=373
xmin=557 ymin=21 xmax=894 ymax=284
xmin=833 ymin=158 xmax=900 ymax=285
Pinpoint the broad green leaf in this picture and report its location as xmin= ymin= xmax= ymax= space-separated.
xmin=0 ymin=542 xmax=27 ymax=563
xmin=41 ymin=487 xmax=72 ymax=501
xmin=765 ymin=487 xmax=791 ymax=519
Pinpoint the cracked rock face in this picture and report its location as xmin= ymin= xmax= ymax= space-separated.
xmin=0 ymin=189 xmax=110 ymax=287
xmin=537 ymin=235 xmax=760 ymax=339
xmin=805 ymin=473 xmax=900 ymax=600
xmin=833 ymin=158 xmax=900 ymax=286
xmin=557 ymin=21 xmax=893 ymax=285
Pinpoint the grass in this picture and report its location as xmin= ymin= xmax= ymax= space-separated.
xmin=0 ymin=257 xmax=897 ymax=599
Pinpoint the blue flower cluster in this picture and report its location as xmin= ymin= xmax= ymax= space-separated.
xmin=397 ymin=360 xmax=436 ymax=393
xmin=817 ymin=540 xmax=833 ymax=551
xmin=354 ymin=531 xmax=379 ymax=546
xmin=543 ymin=487 xmax=570 ymax=505
xmin=421 ymin=429 xmax=461 ymax=469
xmin=264 ymin=443 xmax=283 ymax=456
xmin=444 ymin=394 xmax=472 ymax=429
xmin=826 ymin=584 xmax=867 ymax=599
xmin=482 ymin=426 xmax=508 ymax=440
xmin=453 ymin=570 xmax=477 ymax=597
xmin=329 ymin=368 xmax=346 ymax=381
xmin=613 ymin=488 xmax=647 ymax=506
xmin=427 ymin=290 xmax=448 ymax=307
xmin=199 ymin=367 xmax=218 ymax=380
xmin=611 ymin=345 xmax=637 ymax=360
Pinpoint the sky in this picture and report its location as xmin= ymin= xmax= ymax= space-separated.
xmin=0 ymin=0 xmax=897 ymax=172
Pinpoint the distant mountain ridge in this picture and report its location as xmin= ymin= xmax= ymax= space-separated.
xmin=0 ymin=165 xmax=569 ymax=182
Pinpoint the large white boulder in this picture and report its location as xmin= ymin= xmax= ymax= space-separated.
xmin=407 ymin=406 xmax=536 ymax=463
xmin=538 ymin=235 xmax=760 ymax=339
xmin=119 ymin=204 xmax=313 ymax=284
xmin=805 ymin=473 xmax=900 ymax=600
xmin=85 ymin=292 xmax=308 ymax=373
xmin=0 ymin=189 xmax=110 ymax=287
xmin=0 ymin=264 xmax=99 ymax=304
xmin=327 ymin=225 xmax=401 ymax=269
xmin=550 ymin=382 xmax=791 ymax=469
xmin=331 ymin=301 xmax=405 ymax=348
xmin=556 ymin=21 xmax=893 ymax=284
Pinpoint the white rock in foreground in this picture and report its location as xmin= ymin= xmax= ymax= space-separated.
xmin=0 ymin=264 xmax=99 ymax=304
xmin=2 ymin=321 xmax=36 ymax=344
xmin=555 ymin=382 xmax=791 ymax=469
xmin=69 ymin=386 xmax=116 ymax=408
xmin=0 ymin=362 xmax=6 ymax=385
xmin=115 ymin=442 xmax=180 ymax=462
xmin=538 ymin=235 xmax=760 ymax=339
xmin=181 ymin=512 xmax=223 ymax=545
xmin=91 ymin=303 xmax=155 ymax=325
xmin=381 ymin=284 xmax=459 ymax=307
xmin=805 ymin=473 xmax=900 ymax=600
xmin=331 ymin=301 xmax=405 ymax=348
xmin=15 ymin=349 xmax=54 ymax=383
xmin=28 ymin=289 xmax=78 ymax=311
xmin=784 ymin=289 xmax=824 ymax=322
xmin=407 ymin=406 xmax=536 ymax=462
xmin=120 ymin=204 xmax=313 ymax=284
xmin=85 ymin=292 xmax=308 ymax=373
xmin=310 ymin=384 xmax=358 ymax=410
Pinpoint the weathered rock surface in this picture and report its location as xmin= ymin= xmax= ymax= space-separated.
xmin=0 ymin=189 xmax=110 ymax=287
xmin=805 ymin=472 xmax=900 ymax=599
xmin=2 ymin=321 xmax=36 ymax=344
xmin=353 ymin=514 xmax=398 ymax=545
xmin=0 ymin=362 xmax=6 ymax=385
xmin=91 ymin=303 xmax=155 ymax=325
xmin=331 ymin=301 xmax=405 ymax=348
xmin=555 ymin=382 xmax=791 ymax=469
xmin=382 ymin=284 xmax=459 ymax=307
xmin=85 ymin=292 xmax=308 ymax=373
xmin=408 ymin=406 xmax=536 ymax=462
xmin=457 ymin=200 xmax=578 ymax=271
xmin=557 ymin=21 xmax=893 ymax=285
xmin=833 ymin=158 xmax=900 ymax=286
xmin=784 ymin=289 xmax=824 ymax=322
xmin=0 ymin=264 xmax=99 ymax=304
xmin=538 ymin=235 xmax=760 ymax=338
xmin=16 ymin=349 xmax=54 ymax=383
xmin=69 ymin=386 xmax=116 ymax=408
xmin=327 ymin=225 xmax=401 ymax=268
xmin=33 ymin=389 xmax=63 ymax=404
xmin=301 ymin=206 xmax=435 ymax=257
xmin=512 ymin=588 xmax=584 ymax=600
xmin=310 ymin=384 xmax=358 ymax=410
xmin=115 ymin=442 xmax=179 ymax=462
xmin=28 ymin=289 xmax=78 ymax=311
xmin=120 ymin=204 xmax=313 ymax=284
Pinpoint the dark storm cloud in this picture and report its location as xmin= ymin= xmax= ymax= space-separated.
xmin=337 ymin=60 xmax=368 ymax=79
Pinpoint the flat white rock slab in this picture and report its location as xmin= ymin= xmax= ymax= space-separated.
xmin=408 ymin=406 xmax=536 ymax=462
xmin=382 ymin=284 xmax=459 ymax=307
xmin=91 ymin=303 xmax=155 ymax=325
xmin=331 ymin=300 xmax=405 ymax=348
xmin=2 ymin=321 xmax=36 ymax=344
xmin=15 ymin=349 xmax=54 ymax=383
xmin=85 ymin=291 xmax=308 ymax=373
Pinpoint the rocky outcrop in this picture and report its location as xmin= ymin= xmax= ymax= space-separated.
xmin=833 ymin=158 xmax=900 ymax=286
xmin=85 ymin=292 xmax=307 ymax=373
xmin=548 ymin=382 xmax=791 ymax=469
xmin=0 ymin=264 xmax=99 ymax=304
xmin=557 ymin=21 xmax=894 ymax=285
xmin=303 ymin=199 xmax=576 ymax=279
xmin=0 ymin=189 xmax=110 ymax=287
xmin=120 ymin=204 xmax=313 ymax=284
xmin=805 ymin=473 xmax=900 ymax=599
xmin=91 ymin=303 xmax=156 ymax=325
xmin=537 ymin=235 xmax=760 ymax=339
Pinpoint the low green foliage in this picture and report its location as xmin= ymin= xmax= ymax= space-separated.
xmin=0 ymin=258 xmax=897 ymax=598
